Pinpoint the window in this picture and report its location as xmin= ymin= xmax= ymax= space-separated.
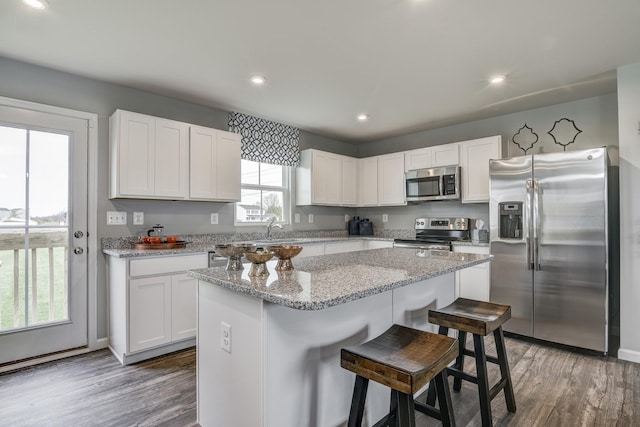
xmin=235 ymin=160 xmax=290 ymax=225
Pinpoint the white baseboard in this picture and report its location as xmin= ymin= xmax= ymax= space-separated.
xmin=617 ymin=348 xmax=640 ymax=364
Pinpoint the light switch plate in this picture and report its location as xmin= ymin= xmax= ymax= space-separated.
xmin=133 ymin=212 xmax=144 ymax=225
xmin=210 ymin=213 xmax=219 ymax=225
xmin=308 ymin=213 xmax=314 ymax=223
xmin=107 ymin=211 xmax=126 ymax=225
xmin=294 ymin=213 xmax=300 ymax=223
xmin=344 ymin=214 xmax=350 ymax=222
xmin=382 ymin=214 xmax=388 ymax=223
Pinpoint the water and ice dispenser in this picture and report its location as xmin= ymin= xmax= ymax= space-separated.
xmin=499 ymin=202 xmax=523 ymax=239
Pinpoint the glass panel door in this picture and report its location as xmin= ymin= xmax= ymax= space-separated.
xmin=0 ymin=106 xmax=88 ymax=364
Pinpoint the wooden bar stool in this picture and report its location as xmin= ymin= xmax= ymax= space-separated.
xmin=426 ymin=298 xmax=517 ymax=427
xmin=341 ymin=324 xmax=458 ymax=427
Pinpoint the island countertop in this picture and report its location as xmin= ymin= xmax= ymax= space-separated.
xmin=188 ymin=247 xmax=491 ymax=310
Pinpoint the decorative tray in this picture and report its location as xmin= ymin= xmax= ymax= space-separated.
xmin=133 ymin=240 xmax=189 ymax=250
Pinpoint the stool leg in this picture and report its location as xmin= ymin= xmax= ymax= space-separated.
xmin=396 ymin=392 xmax=416 ymax=427
xmin=425 ymin=379 xmax=437 ymax=406
xmin=473 ymin=334 xmax=493 ymax=427
xmin=453 ymin=331 xmax=467 ymax=392
xmin=434 ymin=370 xmax=456 ymax=427
xmin=493 ymin=327 xmax=517 ymax=413
xmin=348 ymin=375 xmax=369 ymax=427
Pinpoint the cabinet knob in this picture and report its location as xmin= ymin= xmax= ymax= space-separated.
xmin=73 ymin=247 xmax=84 ymax=255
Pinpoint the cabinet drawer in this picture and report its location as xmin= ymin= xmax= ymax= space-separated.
xmin=130 ymin=253 xmax=207 ymax=277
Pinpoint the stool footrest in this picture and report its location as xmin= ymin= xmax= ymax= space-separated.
xmin=446 ymin=367 xmax=478 ymax=385
xmin=461 ymin=348 xmax=500 ymax=365
xmin=414 ymin=401 xmax=444 ymax=421
xmin=371 ymin=412 xmax=396 ymax=427
xmin=489 ymin=377 xmax=509 ymax=401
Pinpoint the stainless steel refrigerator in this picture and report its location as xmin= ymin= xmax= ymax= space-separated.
xmin=489 ymin=147 xmax=609 ymax=353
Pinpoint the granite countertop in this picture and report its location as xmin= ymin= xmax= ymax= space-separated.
xmin=188 ymin=247 xmax=491 ymax=311
xmin=102 ymin=236 xmax=393 ymax=258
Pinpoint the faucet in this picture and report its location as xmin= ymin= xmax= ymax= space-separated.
xmin=266 ymin=217 xmax=283 ymax=240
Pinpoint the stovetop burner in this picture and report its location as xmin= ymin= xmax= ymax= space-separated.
xmin=393 ymin=217 xmax=471 ymax=250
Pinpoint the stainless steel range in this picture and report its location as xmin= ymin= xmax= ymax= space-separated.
xmin=393 ymin=217 xmax=471 ymax=251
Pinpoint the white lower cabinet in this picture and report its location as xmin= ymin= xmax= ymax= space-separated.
xmin=107 ymin=253 xmax=207 ymax=365
xmin=453 ymin=245 xmax=491 ymax=301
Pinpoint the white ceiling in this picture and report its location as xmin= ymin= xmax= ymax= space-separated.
xmin=1 ymin=0 xmax=639 ymax=143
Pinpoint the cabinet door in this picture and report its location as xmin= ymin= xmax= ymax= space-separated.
xmin=215 ymin=131 xmax=241 ymax=201
xmin=115 ymin=110 xmax=155 ymax=197
xmin=312 ymin=150 xmax=341 ymax=204
xmin=404 ymin=147 xmax=432 ymax=171
xmin=129 ymin=276 xmax=172 ymax=352
xmin=358 ymin=157 xmax=378 ymax=206
xmin=378 ymin=153 xmax=406 ymax=206
xmin=190 ymin=127 xmax=241 ymax=201
xmin=189 ymin=125 xmax=217 ymax=199
xmin=432 ymin=143 xmax=459 ymax=167
xmin=460 ymin=136 xmax=502 ymax=203
xmin=453 ymin=245 xmax=490 ymax=301
xmin=341 ymin=156 xmax=357 ymax=206
xmin=154 ymin=118 xmax=189 ymax=199
xmin=171 ymin=273 xmax=197 ymax=341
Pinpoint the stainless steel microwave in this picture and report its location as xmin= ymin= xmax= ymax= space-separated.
xmin=405 ymin=165 xmax=461 ymax=202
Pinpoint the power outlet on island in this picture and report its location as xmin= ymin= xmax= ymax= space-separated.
xmin=221 ymin=321 xmax=231 ymax=353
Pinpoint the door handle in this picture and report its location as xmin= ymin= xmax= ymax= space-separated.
xmin=525 ymin=179 xmax=533 ymax=270
xmin=73 ymin=247 xmax=84 ymax=255
xmin=74 ymin=231 xmax=84 ymax=239
xmin=533 ymin=179 xmax=541 ymax=271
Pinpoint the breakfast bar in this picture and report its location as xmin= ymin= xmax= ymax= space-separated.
xmin=189 ymin=247 xmax=491 ymax=427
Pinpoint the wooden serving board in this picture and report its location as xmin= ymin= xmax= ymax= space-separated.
xmin=133 ymin=241 xmax=188 ymax=250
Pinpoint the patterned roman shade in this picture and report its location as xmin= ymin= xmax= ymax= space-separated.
xmin=228 ymin=112 xmax=300 ymax=167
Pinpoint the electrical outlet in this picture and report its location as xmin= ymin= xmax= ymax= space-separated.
xmin=382 ymin=214 xmax=388 ymax=223
xmin=107 ymin=211 xmax=126 ymax=225
xmin=344 ymin=214 xmax=350 ymax=222
xmin=294 ymin=213 xmax=300 ymax=223
xmin=308 ymin=213 xmax=314 ymax=223
xmin=221 ymin=321 xmax=231 ymax=353
xmin=133 ymin=212 xmax=144 ymax=225
xmin=210 ymin=213 xmax=219 ymax=225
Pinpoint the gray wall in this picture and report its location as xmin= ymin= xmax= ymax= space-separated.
xmin=617 ymin=62 xmax=640 ymax=362
xmin=0 ymin=56 xmax=622 ymax=347
xmin=0 ymin=57 xmax=357 ymax=339
xmin=356 ymin=93 xmax=619 ymax=231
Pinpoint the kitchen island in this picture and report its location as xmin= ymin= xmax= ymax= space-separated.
xmin=189 ymin=247 xmax=491 ymax=427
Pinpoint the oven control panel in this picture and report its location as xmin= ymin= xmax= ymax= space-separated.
xmin=415 ymin=217 xmax=469 ymax=230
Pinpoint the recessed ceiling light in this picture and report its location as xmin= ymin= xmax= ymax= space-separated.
xmin=357 ymin=114 xmax=369 ymax=122
xmin=489 ymin=75 xmax=506 ymax=84
xmin=250 ymin=75 xmax=266 ymax=85
xmin=23 ymin=0 xmax=46 ymax=9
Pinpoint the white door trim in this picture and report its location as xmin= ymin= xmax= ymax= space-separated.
xmin=0 ymin=96 xmax=102 ymax=356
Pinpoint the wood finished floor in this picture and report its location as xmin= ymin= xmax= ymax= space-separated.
xmin=0 ymin=337 xmax=639 ymax=426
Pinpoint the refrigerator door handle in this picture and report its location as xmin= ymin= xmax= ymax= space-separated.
xmin=533 ymin=178 xmax=541 ymax=271
xmin=526 ymin=179 xmax=533 ymax=270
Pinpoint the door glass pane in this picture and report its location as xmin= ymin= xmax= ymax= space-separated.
xmin=29 ymin=131 xmax=69 ymax=224
xmin=0 ymin=126 xmax=69 ymax=333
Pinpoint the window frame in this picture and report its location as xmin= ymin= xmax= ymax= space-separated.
xmin=233 ymin=160 xmax=291 ymax=226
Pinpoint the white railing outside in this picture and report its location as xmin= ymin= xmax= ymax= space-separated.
xmin=0 ymin=231 xmax=68 ymax=332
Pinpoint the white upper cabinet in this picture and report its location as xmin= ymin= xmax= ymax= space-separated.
xmin=296 ymin=149 xmax=355 ymax=206
xmin=459 ymin=135 xmax=502 ymax=203
xmin=377 ymin=152 xmax=406 ymax=206
xmin=404 ymin=143 xmax=459 ymax=171
xmin=341 ymin=156 xmax=358 ymax=206
xmin=110 ymin=110 xmax=240 ymax=201
xmin=357 ymin=156 xmax=378 ymax=206
xmin=189 ymin=125 xmax=241 ymax=202
xmin=110 ymin=109 xmax=188 ymax=199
